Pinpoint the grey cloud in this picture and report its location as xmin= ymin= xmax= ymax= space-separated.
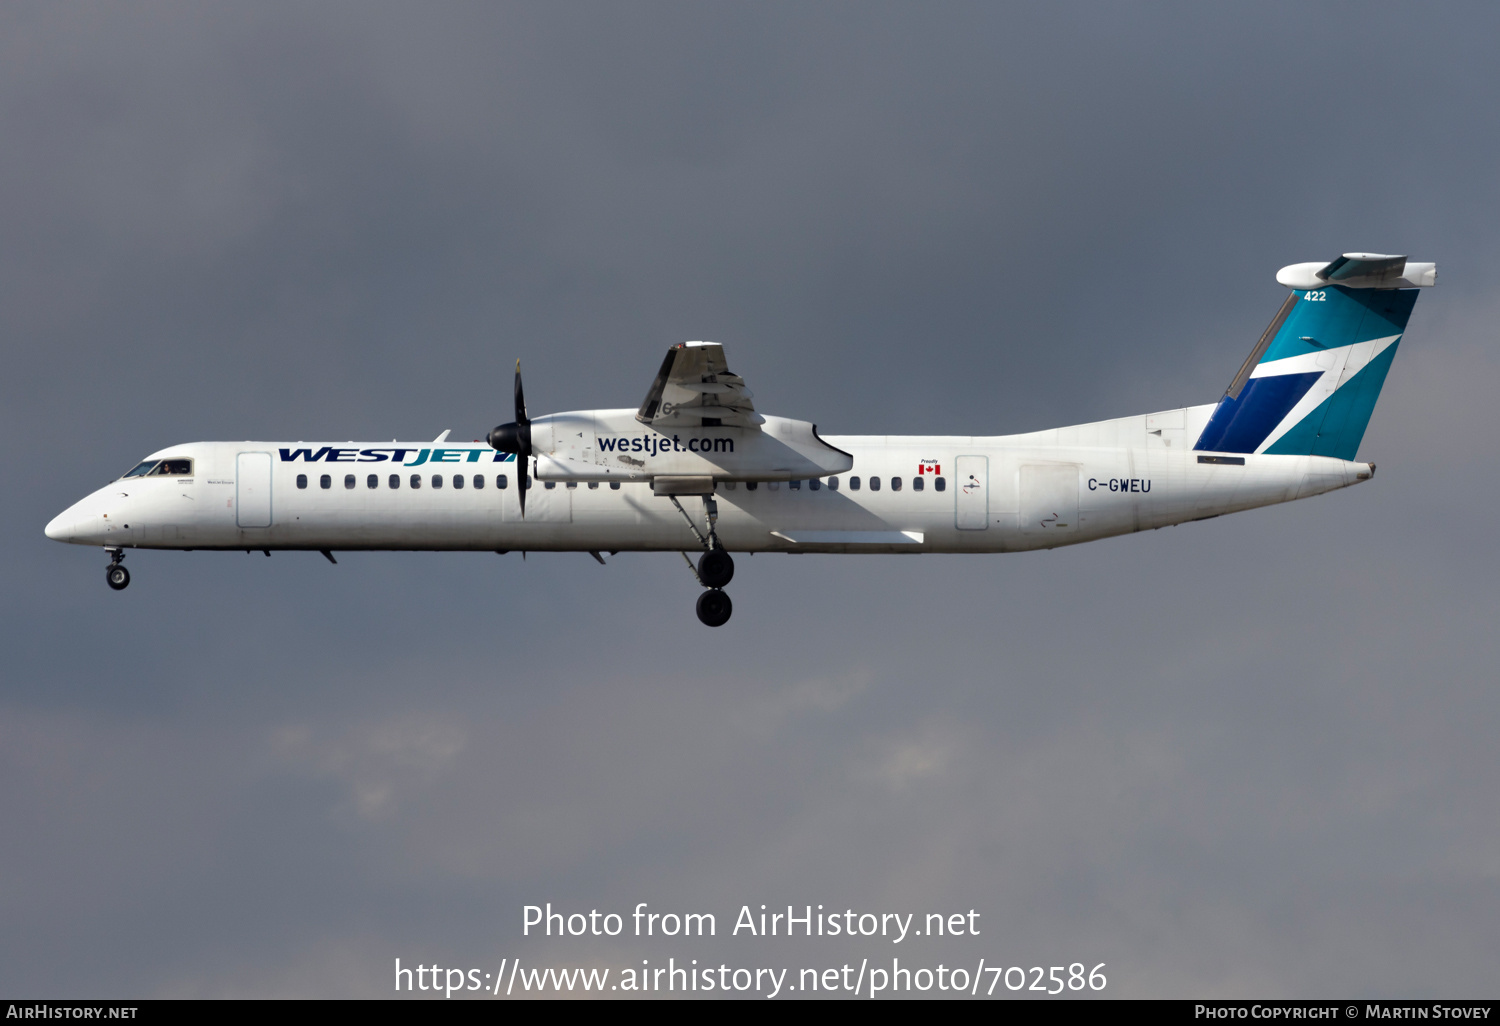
xmin=3 ymin=0 xmax=1499 ymax=998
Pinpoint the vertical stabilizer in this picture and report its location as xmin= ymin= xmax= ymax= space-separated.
xmin=1194 ymin=254 xmax=1433 ymax=461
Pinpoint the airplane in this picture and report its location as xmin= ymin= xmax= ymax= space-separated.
xmin=45 ymin=253 xmax=1435 ymax=626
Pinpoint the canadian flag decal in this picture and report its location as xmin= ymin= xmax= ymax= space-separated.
xmin=917 ymin=461 xmax=941 ymax=475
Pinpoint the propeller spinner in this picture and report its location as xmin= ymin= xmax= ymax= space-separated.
xmin=487 ymin=360 xmax=532 ymax=516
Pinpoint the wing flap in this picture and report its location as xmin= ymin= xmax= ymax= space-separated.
xmin=771 ymin=530 xmax=924 ymax=546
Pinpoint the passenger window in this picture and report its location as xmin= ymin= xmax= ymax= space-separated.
xmin=891 ymin=476 xmax=902 ymax=491
xmin=789 ymin=479 xmax=801 ymax=490
xmin=474 ymin=475 xmax=484 ymax=489
xmin=432 ymin=474 xmax=443 ymax=489
xmin=746 ymin=481 xmax=758 ymax=491
xmin=544 ymin=481 xmax=555 ymax=489
xmin=934 ymin=477 xmax=946 ymax=492
xmin=320 ymin=474 xmax=331 ymax=489
xmin=850 ymin=476 xmax=861 ymax=490
xmin=367 ymin=474 xmax=378 ymax=489
xmin=868 ymin=476 xmax=880 ymax=491
xmin=722 ymin=481 xmax=736 ymax=490
xmin=588 ymin=481 xmax=599 ymax=489
xmin=345 ymin=474 xmax=356 ymax=489
xmin=411 ymin=474 xmax=421 ymax=489
xmin=453 ymin=474 xmax=464 ymax=489
xmin=389 ymin=474 xmax=400 ymax=489
xmin=296 ymin=474 xmax=308 ymax=489
xmin=610 ymin=481 xmax=620 ymax=490
xmin=122 ymin=460 xmax=159 ymax=479
xmin=828 ymin=477 xmax=839 ymax=490
xmin=566 ymin=481 xmax=577 ymax=489
xmin=912 ymin=476 xmax=923 ymax=491
xmin=809 ymin=478 xmax=821 ymax=491
xmin=523 ymin=475 xmax=531 ymax=490
xmin=497 ymin=474 xmax=508 ymax=489
xmin=768 ymin=481 xmax=780 ymax=491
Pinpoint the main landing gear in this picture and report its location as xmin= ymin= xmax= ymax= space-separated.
xmin=696 ymin=586 xmax=732 ymax=627
xmin=697 ymin=547 xmax=734 ymax=589
xmin=104 ymin=548 xmax=129 ymax=591
xmin=690 ymin=546 xmax=734 ymax=626
xmin=668 ymin=493 xmax=736 ymax=627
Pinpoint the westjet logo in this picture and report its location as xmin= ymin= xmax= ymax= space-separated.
xmin=278 ymin=447 xmax=515 ymax=466
xmin=597 ymin=435 xmax=734 ymax=456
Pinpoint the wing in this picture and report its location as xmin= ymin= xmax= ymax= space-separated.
xmin=636 ymin=341 xmax=763 ymax=429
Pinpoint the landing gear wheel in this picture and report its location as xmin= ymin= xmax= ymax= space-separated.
xmin=697 ymin=548 xmax=735 ymax=589
xmin=106 ymin=565 xmax=130 ymax=591
xmin=695 ymin=588 xmax=732 ymax=627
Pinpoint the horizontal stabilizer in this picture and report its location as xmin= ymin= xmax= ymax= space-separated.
xmin=1277 ymin=253 xmax=1436 ymax=290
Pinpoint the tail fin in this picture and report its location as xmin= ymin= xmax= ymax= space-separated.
xmin=1194 ymin=253 xmax=1434 ymax=461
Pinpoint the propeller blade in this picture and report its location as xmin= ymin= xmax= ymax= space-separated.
xmin=515 ymin=359 xmax=528 ymax=426
xmin=485 ymin=360 xmax=534 ymax=518
xmin=516 ymin=360 xmax=530 ymax=518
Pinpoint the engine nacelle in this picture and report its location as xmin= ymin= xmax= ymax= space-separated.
xmin=529 ymin=409 xmax=852 ymax=482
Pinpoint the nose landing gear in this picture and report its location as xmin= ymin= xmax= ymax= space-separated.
xmin=104 ymin=549 xmax=129 ymax=591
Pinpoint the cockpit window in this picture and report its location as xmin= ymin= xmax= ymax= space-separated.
xmin=124 ymin=458 xmax=193 ymax=478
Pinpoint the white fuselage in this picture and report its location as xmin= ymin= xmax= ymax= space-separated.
xmin=45 ymin=403 xmax=1374 ymax=556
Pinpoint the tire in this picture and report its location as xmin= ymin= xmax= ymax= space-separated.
xmin=697 ymin=548 xmax=735 ymax=589
xmin=695 ymin=588 xmax=732 ymax=627
xmin=106 ymin=565 xmax=130 ymax=591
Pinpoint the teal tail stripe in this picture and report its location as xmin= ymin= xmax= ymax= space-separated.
xmin=1263 ymin=340 xmax=1402 ymax=461
xmin=1261 ymin=286 xmax=1414 ymax=364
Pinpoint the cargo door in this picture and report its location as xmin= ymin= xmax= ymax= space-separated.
xmin=1020 ymin=464 xmax=1078 ymax=534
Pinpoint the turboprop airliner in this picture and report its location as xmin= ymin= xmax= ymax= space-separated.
xmin=46 ymin=253 xmax=1434 ymax=626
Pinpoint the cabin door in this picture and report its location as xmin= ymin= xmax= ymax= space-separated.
xmin=236 ymin=452 xmax=273 ymax=527
xmin=955 ymin=455 xmax=989 ymax=530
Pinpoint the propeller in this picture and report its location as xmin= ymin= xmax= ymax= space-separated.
xmin=487 ymin=360 xmax=532 ymax=517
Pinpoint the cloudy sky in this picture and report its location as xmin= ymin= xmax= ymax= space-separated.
xmin=4 ymin=1 xmax=1499 ymax=998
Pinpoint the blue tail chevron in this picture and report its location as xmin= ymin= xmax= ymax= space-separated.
xmin=1194 ymin=258 xmax=1430 ymax=461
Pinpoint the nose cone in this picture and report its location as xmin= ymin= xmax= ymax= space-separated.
xmin=46 ymin=502 xmax=102 ymax=544
xmin=44 ymin=511 xmax=72 ymax=541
